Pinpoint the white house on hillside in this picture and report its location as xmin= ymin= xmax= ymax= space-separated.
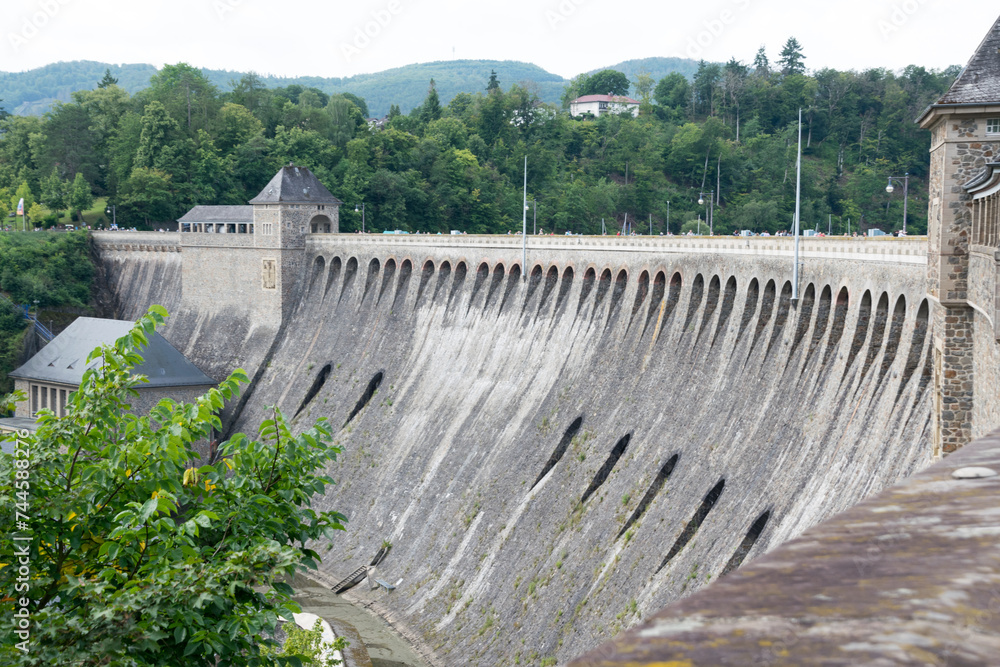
xmin=570 ymin=94 xmax=640 ymax=118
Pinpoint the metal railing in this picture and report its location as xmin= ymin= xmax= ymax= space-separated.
xmin=0 ymin=292 xmax=55 ymax=342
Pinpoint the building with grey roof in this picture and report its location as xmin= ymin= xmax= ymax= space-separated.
xmin=0 ymin=317 xmax=215 ymax=433
xmin=178 ymin=164 xmax=342 ymax=238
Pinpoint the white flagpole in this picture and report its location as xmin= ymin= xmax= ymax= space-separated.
xmin=793 ymin=109 xmax=802 ymax=301
xmin=522 ymin=156 xmax=527 ymax=281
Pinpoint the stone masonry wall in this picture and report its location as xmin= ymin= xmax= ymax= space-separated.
xmin=232 ymin=234 xmax=935 ymax=666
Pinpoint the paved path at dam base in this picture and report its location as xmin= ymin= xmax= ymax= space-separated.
xmin=569 ymin=428 xmax=1000 ymax=665
xmin=292 ymin=573 xmax=431 ymax=667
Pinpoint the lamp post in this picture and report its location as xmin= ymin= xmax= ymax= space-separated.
xmin=354 ymin=203 xmax=365 ymax=233
xmin=522 ymin=156 xmax=527 ymax=280
xmin=666 ymin=200 xmax=670 ymax=235
xmin=698 ymin=190 xmax=714 ymax=236
xmin=105 ymin=204 xmax=116 ymax=229
xmin=885 ymin=173 xmax=909 ymax=234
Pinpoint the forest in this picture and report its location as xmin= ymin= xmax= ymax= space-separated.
xmin=0 ymin=39 xmax=960 ymax=238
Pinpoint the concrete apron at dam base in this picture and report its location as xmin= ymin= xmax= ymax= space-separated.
xmin=291 ymin=572 xmax=432 ymax=667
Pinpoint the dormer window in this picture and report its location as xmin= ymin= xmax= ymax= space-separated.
xmin=988 ymin=118 xmax=1000 ymax=134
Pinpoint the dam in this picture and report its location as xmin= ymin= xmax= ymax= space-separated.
xmin=94 ymin=231 xmax=938 ymax=665
xmin=83 ymin=27 xmax=1000 ymax=661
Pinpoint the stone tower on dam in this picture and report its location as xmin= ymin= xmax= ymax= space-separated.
xmin=919 ymin=14 xmax=1000 ymax=453
xmin=87 ymin=17 xmax=1000 ymax=666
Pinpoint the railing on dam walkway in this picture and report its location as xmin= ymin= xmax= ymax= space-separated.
xmin=92 ymin=231 xmax=928 ymax=266
xmin=308 ymin=233 xmax=928 ymax=266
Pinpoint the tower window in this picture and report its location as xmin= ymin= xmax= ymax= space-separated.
xmin=988 ymin=118 xmax=1000 ymax=134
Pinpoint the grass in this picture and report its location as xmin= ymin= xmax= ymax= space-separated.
xmin=23 ymin=197 xmax=111 ymax=229
xmin=55 ymin=197 xmax=109 ymax=227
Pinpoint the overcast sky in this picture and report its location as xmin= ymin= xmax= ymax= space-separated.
xmin=2 ymin=0 xmax=994 ymax=80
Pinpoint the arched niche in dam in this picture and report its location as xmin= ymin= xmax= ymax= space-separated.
xmin=531 ymin=416 xmax=585 ymax=490
xmin=343 ymin=370 xmax=385 ymax=429
xmin=294 ymin=362 xmax=332 ymax=419
xmin=324 ymin=256 xmax=342 ymax=299
xmin=658 ymin=478 xmax=726 ymax=573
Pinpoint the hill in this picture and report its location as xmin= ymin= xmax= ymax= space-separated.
xmin=592 ymin=57 xmax=702 ymax=82
xmin=0 ymin=57 xmax=702 ymax=118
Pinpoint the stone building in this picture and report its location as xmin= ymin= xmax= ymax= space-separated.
xmin=919 ymin=14 xmax=1000 ymax=452
xmin=176 ymin=164 xmax=342 ymax=325
xmin=0 ymin=317 xmax=215 ymax=432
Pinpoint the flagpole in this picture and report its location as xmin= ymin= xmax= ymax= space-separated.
xmin=522 ymin=156 xmax=527 ymax=281
xmin=793 ymin=109 xmax=802 ymax=302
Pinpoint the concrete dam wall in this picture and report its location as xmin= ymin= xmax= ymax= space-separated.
xmin=93 ymin=233 xmax=936 ymax=666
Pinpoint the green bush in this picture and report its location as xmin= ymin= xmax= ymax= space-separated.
xmin=261 ymin=618 xmax=347 ymax=667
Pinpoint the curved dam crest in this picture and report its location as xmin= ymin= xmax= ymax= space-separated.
xmin=95 ymin=233 xmax=935 ymax=666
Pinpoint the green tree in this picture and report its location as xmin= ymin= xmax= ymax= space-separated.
xmin=119 ymin=167 xmax=175 ymax=225
xmin=144 ymin=63 xmax=220 ymax=133
xmin=0 ymin=308 xmax=347 ymax=667
xmin=68 ymin=172 xmax=94 ymax=218
xmin=580 ymin=70 xmax=630 ymax=97
xmin=420 ymin=79 xmax=442 ymax=124
xmin=753 ymin=46 xmax=770 ymax=77
xmin=97 ymin=68 xmax=118 ymax=88
xmin=778 ymin=37 xmax=806 ymax=75
xmin=134 ymin=101 xmax=182 ymax=170
xmin=633 ymin=71 xmax=656 ymax=107
xmin=13 ymin=181 xmax=34 ymax=213
xmin=215 ymin=102 xmax=264 ymax=153
xmin=27 ymin=202 xmax=45 ymax=226
xmin=487 ymin=70 xmax=500 ymax=92
xmin=654 ymin=73 xmax=691 ymax=114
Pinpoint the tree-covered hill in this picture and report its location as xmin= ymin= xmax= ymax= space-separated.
xmin=0 ymin=41 xmax=963 ymax=248
xmin=0 ymin=58 xmax=703 ymax=118
xmin=0 ymin=62 xmax=158 ymax=115
xmin=593 ymin=57 xmax=702 ymax=83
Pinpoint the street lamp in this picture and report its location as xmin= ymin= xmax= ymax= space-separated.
xmin=354 ymin=203 xmax=365 ymax=233
xmin=885 ymin=173 xmax=909 ymax=234
xmin=105 ymin=204 xmax=116 ymax=229
xmin=698 ymin=190 xmax=714 ymax=236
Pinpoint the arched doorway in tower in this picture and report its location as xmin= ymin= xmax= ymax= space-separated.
xmin=310 ymin=214 xmax=333 ymax=233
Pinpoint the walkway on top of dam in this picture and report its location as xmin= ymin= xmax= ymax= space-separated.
xmin=93 ymin=230 xmax=928 ymax=267
xmin=306 ymin=233 xmax=928 ymax=265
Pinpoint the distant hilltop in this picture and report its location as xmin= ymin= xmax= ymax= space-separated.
xmin=0 ymin=57 xmax=702 ymax=118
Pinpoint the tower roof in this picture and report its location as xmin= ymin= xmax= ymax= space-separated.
xmin=936 ymin=15 xmax=1000 ymax=105
xmin=249 ymin=165 xmax=343 ymax=205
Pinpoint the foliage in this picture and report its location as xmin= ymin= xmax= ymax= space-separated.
xmin=0 ymin=50 xmax=960 ymax=233
xmin=0 ymin=307 xmax=347 ymax=666
xmin=580 ymin=70 xmax=631 ymax=97
xmin=0 ymin=231 xmax=93 ymax=307
xmin=0 ymin=231 xmax=95 ymax=393
xmin=260 ymin=619 xmax=346 ymax=667
xmin=68 ymin=173 xmax=94 ymax=216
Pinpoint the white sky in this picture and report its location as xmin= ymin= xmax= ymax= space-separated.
xmin=1 ymin=0 xmax=993 ymax=80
